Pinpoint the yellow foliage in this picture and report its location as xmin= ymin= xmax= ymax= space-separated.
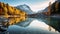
xmin=0 ymin=2 xmax=27 ymax=25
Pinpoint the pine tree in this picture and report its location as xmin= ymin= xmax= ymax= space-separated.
xmin=6 ymin=3 xmax=9 ymax=9
xmin=55 ymin=1 xmax=59 ymax=12
xmin=48 ymin=2 xmax=51 ymax=16
xmin=3 ymin=3 xmax=5 ymax=7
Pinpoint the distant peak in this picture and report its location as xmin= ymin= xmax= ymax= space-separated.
xmin=20 ymin=4 xmax=28 ymax=6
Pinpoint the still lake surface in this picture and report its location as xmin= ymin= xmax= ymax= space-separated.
xmin=8 ymin=17 xmax=60 ymax=34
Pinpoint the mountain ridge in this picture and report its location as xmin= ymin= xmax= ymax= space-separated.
xmin=15 ymin=4 xmax=34 ymax=14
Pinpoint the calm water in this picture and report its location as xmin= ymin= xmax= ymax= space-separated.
xmin=8 ymin=17 xmax=60 ymax=34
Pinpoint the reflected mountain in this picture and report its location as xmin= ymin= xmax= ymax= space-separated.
xmin=8 ymin=25 xmax=59 ymax=34
xmin=15 ymin=18 xmax=34 ymax=27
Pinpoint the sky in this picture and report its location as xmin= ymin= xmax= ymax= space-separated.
xmin=0 ymin=0 xmax=56 ymax=12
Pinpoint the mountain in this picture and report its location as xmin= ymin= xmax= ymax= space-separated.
xmin=37 ymin=0 xmax=60 ymax=32
xmin=15 ymin=4 xmax=33 ymax=14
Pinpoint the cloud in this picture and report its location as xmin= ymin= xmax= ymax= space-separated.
xmin=29 ymin=0 xmax=55 ymax=12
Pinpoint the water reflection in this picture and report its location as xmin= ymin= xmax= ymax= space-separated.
xmin=8 ymin=17 xmax=60 ymax=34
xmin=35 ymin=17 xmax=60 ymax=32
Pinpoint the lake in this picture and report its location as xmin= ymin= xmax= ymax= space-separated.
xmin=8 ymin=17 xmax=60 ymax=34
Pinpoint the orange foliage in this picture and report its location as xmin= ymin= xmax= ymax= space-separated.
xmin=0 ymin=2 xmax=27 ymax=25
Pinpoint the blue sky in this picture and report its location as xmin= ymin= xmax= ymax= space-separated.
xmin=0 ymin=0 xmax=48 ymax=6
xmin=0 ymin=0 xmax=55 ymax=11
